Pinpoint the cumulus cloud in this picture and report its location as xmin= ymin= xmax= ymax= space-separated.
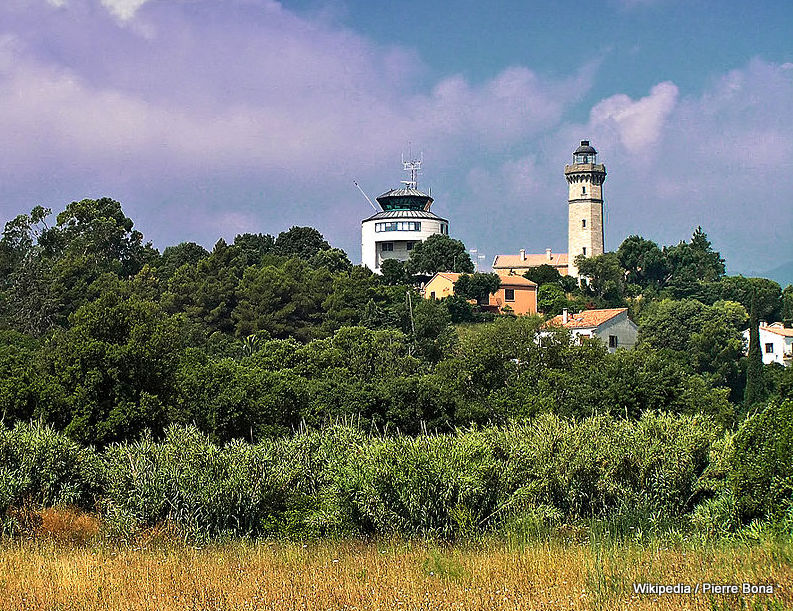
xmin=45 ymin=0 xmax=151 ymax=19
xmin=0 ymin=1 xmax=591 ymax=176
xmin=100 ymin=0 xmax=151 ymax=20
xmin=569 ymin=60 xmax=793 ymax=272
xmin=589 ymin=82 xmax=678 ymax=153
xmin=0 ymin=0 xmax=591 ymax=248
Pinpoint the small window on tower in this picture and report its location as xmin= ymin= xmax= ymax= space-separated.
xmin=582 ymin=219 xmax=587 ymax=228
xmin=582 ymin=247 xmax=587 ymax=256
xmin=582 ymin=186 xmax=586 ymax=195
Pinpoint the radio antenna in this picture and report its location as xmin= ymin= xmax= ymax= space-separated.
xmin=353 ymin=180 xmax=378 ymax=211
xmin=400 ymin=151 xmax=423 ymax=189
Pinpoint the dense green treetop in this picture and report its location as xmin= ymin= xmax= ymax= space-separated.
xmin=617 ymin=235 xmax=669 ymax=291
xmin=380 ymin=258 xmax=409 ymax=286
xmin=274 ymin=226 xmax=330 ymax=259
xmin=405 ymin=234 xmax=474 ymax=275
xmin=537 ymin=284 xmax=567 ymax=315
xmin=522 ymin=264 xmax=562 ymax=287
xmin=159 ymin=242 xmax=210 ymax=279
xmin=576 ymin=252 xmax=626 ymax=306
xmin=233 ymin=233 xmax=275 ymax=266
xmin=783 ymin=285 xmax=793 ymax=321
xmin=453 ymin=273 xmax=501 ymax=305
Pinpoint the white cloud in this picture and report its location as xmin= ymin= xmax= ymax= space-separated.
xmin=100 ymin=0 xmax=151 ymax=20
xmin=0 ymin=3 xmax=593 ymax=248
xmin=45 ymin=0 xmax=151 ymax=18
xmin=589 ymin=81 xmax=678 ymax=153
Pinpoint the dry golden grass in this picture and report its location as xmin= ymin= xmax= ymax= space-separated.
xmin=0 ymin=535 xmax=791 ymax=611
xmin=35 ymin=507 xmax=101 ymax=546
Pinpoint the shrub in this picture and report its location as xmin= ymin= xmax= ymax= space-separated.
xmin=725 ymin=399 xmax=793 ymax=523
xmin=0 ymin=421 xmax=101 ymax=536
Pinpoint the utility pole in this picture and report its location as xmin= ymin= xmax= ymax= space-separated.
xmin=406 ymin=291 xmax=416 ymax=337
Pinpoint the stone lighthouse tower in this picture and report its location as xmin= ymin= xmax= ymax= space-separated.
xmin=565 ymin=140 xmax=606 ymax=278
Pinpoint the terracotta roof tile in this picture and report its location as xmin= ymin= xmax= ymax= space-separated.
xmin=429 ymin=272 xmax=536 ymax=288
xmin=496 ymin=273 xmax=537 ymax=287
xmin=761 ymin=323 xmax=793 ymax=338
xmin=435 ymin=272 xmax=461 ymax=282
xmin=493 ymin=253 xmax=569 ymax=269
xmin=546 ymin=308 xmax=628 ymax=330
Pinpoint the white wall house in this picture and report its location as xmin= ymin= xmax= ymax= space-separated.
xmin=544 ymin=307 xmax=638 ymax=353
xmin=743 ymin=322 xmax=793 ymax=366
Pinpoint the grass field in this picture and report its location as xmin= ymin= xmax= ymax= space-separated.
xmin=1 ymin=528 xmax=791 ymax=610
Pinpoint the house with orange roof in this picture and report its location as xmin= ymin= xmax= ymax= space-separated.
xmin=423 ymin=272 xmax=538 ymax=315
xmin=545 ymin=307 xmax=638 ymax=352
xmin=742 ymin=322 xmax=793 ymax=366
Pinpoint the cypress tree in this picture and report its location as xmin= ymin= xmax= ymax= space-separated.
xmin=744 ymin=289 xmax=765 ymax=408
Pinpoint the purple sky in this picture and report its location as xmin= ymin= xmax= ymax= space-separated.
xmin=1 ymin=0 xmax=792 ymax=281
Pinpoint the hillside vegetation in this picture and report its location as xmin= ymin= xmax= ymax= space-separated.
xmin=0 ymin=198 xmax=792 ymax=543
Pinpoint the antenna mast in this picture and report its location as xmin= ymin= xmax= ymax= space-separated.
xmin=400 ymin=151 xmax=423 ymax=189
xmin=353 ymin=180 xmax=378 ymax=211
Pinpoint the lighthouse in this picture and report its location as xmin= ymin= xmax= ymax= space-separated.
xmin=565 ymin=140 xmax=607 ymax=278
xmin=361 ymin=157 xmax=449 ymax=272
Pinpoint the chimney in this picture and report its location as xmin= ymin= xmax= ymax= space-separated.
xmin=562 ymin=308 xmax=569 ymax=324
xmin=519 ymin=249 xmax=526 ymax=261
xmin=546 ymin=248 xmax=552 ymax=261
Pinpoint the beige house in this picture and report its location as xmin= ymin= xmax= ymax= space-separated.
xmin=423 ymin=272 xmax=538 ymax=315
xmin=493 ymin=248 xmax=569 ymax=276
xmin=544 ymin=307 xmax=638 ymax=352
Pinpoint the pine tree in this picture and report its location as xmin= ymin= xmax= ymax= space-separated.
xmin=744 ymin=289 xmax=765 ymax=409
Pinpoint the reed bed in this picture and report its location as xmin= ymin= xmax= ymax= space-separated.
xmin=0 ymin=538 xmax=790 ymax=610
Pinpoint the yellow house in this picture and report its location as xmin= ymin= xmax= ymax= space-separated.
xmin=423 ymin=272 xmax=538 ymax=315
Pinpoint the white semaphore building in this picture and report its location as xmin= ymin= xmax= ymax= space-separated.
xmin=361 ymin=157 xmax=449 ymax=272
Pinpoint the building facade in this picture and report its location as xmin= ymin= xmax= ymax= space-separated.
xmin=423 ymin=272 xmax=538 ymax=315
xmin=545 ymin=307 xmax=638 ymax=352
xmin=742 ymin=322 xmax=793 ymax=366
xmin=361 ymin=159 xmax=448 ymax=272
xmin=492 ymin=248 xmax=568 ymax=276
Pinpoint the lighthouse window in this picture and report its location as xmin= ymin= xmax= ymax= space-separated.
xmin=381 ymin=242 xmax=394 ymax=252
xmin=582 ymin=247 xmax=587 ymax=256
xmin=582 ymin=219 xmax=586 ymax=228
xmin=582 ymin=186 xmax=586 ymax=195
